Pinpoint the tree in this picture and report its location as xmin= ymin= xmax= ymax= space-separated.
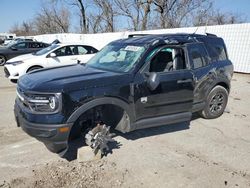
xmin=193 ymin=8 xmax=245 ymax=26
xmin=152 ymin=0 xmax=212 ymax=28
xmin=9 ymin=21 xmax=35 ymax=36
xmin=114 ymin=0 xmax=153 ymax=31
xmin=34 ymin=5 xmax=70 ymax=34
xmin=52 ymin=0 xmax=88 ymax=33
xmin=90 ymin=0 xmax=117 ymax=33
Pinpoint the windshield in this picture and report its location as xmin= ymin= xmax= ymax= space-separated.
xmin=87 ymin=43 xmax=145 ymax=73
xmin=6 ymin=40 xmax=17 ymax=47
xmin=33 ymin=44 xmax=59 ymax=56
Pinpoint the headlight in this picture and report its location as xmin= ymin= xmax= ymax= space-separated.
xmin=17 ymin=90 xmax=61 ymax=113
xmin=28 ymin=94 xmax=61 ymax=113
xmin=6 ymin=61 xmax=24 ymax=66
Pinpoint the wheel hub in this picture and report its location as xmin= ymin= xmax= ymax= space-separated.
xmin=85 ymin=123 xmax=115 ymax=155
xmin=209 ymin=93 xmax=224 ymax=113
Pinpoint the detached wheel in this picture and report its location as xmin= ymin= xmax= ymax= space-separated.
xmin=0 ymin=55 xmax=6 ymax=66
xmin=200 ymin=86 xmax=228 ymax=119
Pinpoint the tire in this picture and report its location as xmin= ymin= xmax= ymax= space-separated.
xmin=0 ymin=55 xmax=6 ymax=66
xmin=199 ymin=86 xmax=228 ymax=119
xmin=27 ymin=66 xmax=42 ymax=73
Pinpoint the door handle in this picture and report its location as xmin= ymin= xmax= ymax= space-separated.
xmin=177 ymin=79 xmax=192 ymax=84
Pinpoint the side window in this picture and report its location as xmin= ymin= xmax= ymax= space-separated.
xmin=54 ymin=47 xmax=66 ymax=57
xmin=83 ymin=46 xmax=98 ymax=54
xmin=36 ymin=42 xmax=44 ymax=48
xmin=149 ymin=47 xmax=186 ymax=73
xmin=214 ymin=45 xmax=227 ymax=61
xmin=29 ymin=42 xmax=39 ymax=48
xmin=14 ymin=42 xmax=27 ymax=49
xmin=78 ymin=46 xmax=88 ymax=55
xmin=54 ymin=46 xmax=74 ymax=57
xmin=203 ymin=40 xmax=227 ymax=62
xmin=190 ymin=49 xmax=204 ymax=69
xmin=189 ymin=44 xmax=209 ymax=69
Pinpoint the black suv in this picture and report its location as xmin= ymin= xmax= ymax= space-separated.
xmin=14 ymin=34 xmax=233 ymax=155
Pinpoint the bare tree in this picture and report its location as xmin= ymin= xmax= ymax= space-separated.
xmin=34 ymin=5 xmax=70 ymax=34
xmin=193 ymin=8 xmax=245 ymax=26
xmin=114 ymin=0 xmax=153 ymax=31
xmin=52 ymin=0 xmax=88 ymax=33
xmin=141 ymin=0 xmax=153 ymax=30
xmin=9 ymin=0 xmax=247 ymax=35
xmin=114 ymin=0 xmax=140 ymax=31
xmin=9 ymin=21 xmax=35 ymax=36
xmin=152 ymin=0 xmax=212 ymax=28
xmin=90 ymin=0 xmax=117 ymax=33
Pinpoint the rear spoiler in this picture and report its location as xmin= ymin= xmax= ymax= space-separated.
xmin=128 ymin=34 xmax=151 ymax=38
xmin=206 ymin=33 xmax=217 ymax=37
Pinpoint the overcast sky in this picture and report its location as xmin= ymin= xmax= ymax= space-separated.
xmin=0 ymin=0 xmax=250 ymax=33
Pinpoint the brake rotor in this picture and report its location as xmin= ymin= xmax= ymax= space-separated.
xmin=85 ymin=123 xmax=115 ymax=155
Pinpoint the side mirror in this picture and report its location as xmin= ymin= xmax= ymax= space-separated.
xmin=146 ymin=72 xmax=160 ymax=90
xmin=10 ymin=46 xmax=17 ymax=51
xmin=49 ymin=52 xmax=56 ymax=58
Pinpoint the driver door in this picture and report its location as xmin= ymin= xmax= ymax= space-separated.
xmin=46 ymin=45 xmax=79 ymax=67
xmin=133 ymin=46 xmax=194 ymax=129
xmin=9 ymin=42 xmax=28 ymax=59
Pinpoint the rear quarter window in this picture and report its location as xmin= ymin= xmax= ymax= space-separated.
xmin=188 ymin=44 xmax=209 ymax=69
xmin=199 ymin=38 xmax=228 ymax=62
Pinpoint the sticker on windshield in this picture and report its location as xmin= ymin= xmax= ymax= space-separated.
xmin=124 ymin=46 xmax=143 ymax=52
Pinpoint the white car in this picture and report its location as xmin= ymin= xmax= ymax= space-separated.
xmin=4 ymin=43 xmax=98 ymax=81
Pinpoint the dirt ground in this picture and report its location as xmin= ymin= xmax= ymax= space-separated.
xmin=0 ymin=66 xmax=250 ymax=188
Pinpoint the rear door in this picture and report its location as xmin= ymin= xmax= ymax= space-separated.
xmin=28 ymin=42 xmax=41 ymax=53
xmin=134 ymin=46 xmax=194 ymax=128
xmin=76 ymin=45 xmax=98 ymax=63
xmin=186 ymin=43 xmax=214 ymax=108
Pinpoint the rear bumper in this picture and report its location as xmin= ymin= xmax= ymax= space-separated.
xmin=14 ymin=102 xmax=73 ymax=155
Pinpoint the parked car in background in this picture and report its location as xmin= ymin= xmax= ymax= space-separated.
xmin=4 ymin=43 xmax=98 ymax=81
xmin=0 ymin=41 xmax=49 ymax=65
xmin=5 ymin=38 xmax=34 ymax=46
xmin=3 ymin=38 xmax=13 ymax=46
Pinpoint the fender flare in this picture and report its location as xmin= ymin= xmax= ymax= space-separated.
xmin=205 ymin=78 xmax=230 ymax=99
xmin=66 ymin=97 xmax=135 ymax=124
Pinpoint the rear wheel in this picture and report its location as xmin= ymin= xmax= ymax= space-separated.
xmin=199 ymin=86 xmax=228 ymax=119
xmin=0 ymin=55 xmax=6 ymax=66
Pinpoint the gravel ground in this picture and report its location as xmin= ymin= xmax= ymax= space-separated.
xmin=0 ymin=67 xmax=250 ymax=188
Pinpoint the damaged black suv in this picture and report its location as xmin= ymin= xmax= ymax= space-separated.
xmin=14 ymin=33 xmax=233 ymax=155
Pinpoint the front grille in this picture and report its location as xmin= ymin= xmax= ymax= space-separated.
xmin=4 ymin=67 xmax=10 ymax=77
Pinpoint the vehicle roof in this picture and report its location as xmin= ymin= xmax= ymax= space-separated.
xmin=15 ymin=41 xmax=46 ymax=44
xmin=55 ymin=43 xmax=93 ymax=46
xmin=112 ymin=33 xmax=222 ymax=45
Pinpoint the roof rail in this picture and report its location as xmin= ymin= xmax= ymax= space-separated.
xmin=206 ymin=33 xmax=217 ymax=37
xmin=128 ymin=34 xmax=151 ymax=38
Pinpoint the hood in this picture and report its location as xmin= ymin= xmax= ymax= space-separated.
xmin=18 ymin=64 xmax=131 ymax=93
xmin=6 ymin=53 xmax=36 ymax=63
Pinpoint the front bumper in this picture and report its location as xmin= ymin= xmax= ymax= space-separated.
xmin=4 ymin=64 xmax=20 ymax=80
xmin=14 ymin=102 xmax=73 ymax=155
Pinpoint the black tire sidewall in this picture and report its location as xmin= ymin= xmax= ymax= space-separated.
xmin=0 ymin=55 xmax=6 ymax=66
xmin=202 ymin=86 xmax=228 ymax=119
xmin=27 ymin=66 xmax=42 ymax=73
